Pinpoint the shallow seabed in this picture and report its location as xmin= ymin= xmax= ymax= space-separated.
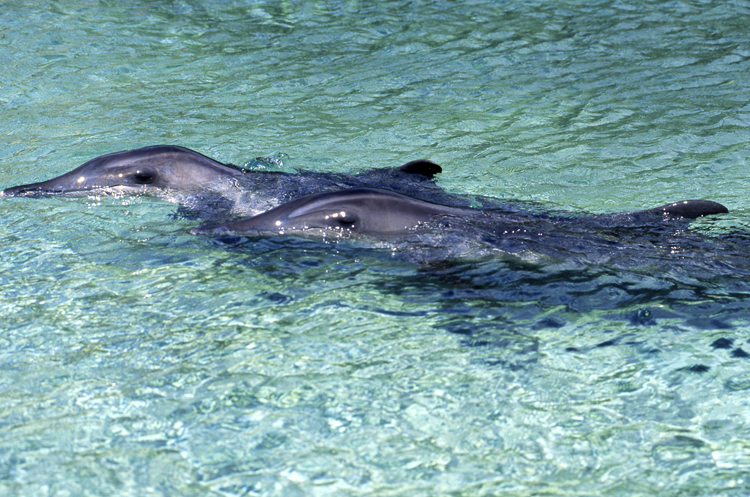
xmin=2 ymin=1 xmax=750 ymax=495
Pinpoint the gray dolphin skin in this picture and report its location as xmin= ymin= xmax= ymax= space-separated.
xmin=601 ymin=199 xmax=728 ymax=222
xmin=1 ymin=145 xmax=443 ymax=200
xmin=1 ymin=145 xmax=246 ymax=197
xmin=191 ymin=187 xmax=728 ymax=237
xmin=191 ymin=188 xmax=475 ymax=236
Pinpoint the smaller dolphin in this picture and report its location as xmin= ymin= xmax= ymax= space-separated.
xmin=190 ymin=187 xmax=728 ymax=237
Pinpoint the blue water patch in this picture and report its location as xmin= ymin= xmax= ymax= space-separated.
xmin=2 ymin=0 xmax=750 ymax=495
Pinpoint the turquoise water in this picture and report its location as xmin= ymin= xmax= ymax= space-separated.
xmin=3 ymin=1 xmax=750 ymax=495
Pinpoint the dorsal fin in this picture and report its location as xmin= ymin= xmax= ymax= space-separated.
xmin=397 ymin=159 xmax=442 ymax=178
xmin=647 ymin=199 xmax=728 ymax=219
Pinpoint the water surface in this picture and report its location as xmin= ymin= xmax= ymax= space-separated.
xmin=2 ymin=1 xmax=750 ymax=495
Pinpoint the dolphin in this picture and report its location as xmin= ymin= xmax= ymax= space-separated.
xmin=190 ymin=187 xmax=728 ymax=237
xmin=1 ymin=145 xmax=444 ymax=215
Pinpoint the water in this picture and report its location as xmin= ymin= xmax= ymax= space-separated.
xmin=2 ymin=0 xmax=750 ymax=495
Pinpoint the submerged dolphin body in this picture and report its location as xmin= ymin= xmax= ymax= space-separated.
xmin=190 ymin=188 xmax=736 ymax=279
xmin=1 ymin=145 xmax=444 ymax=216
xmin=191 ymin=187 xmax=728 ymax=238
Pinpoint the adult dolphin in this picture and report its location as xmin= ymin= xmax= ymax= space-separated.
xmin=190 ymin=187 xmax=728 ymax=237
xmin=1 ymin=145 xmax=444 ymax=215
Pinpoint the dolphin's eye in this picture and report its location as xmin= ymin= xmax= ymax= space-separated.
xmin=334 ymin=212 xmax=357 ymax=229
xmin=322 ymin=211 xmax=357 ymax=230
xmin=133 ymin=170 xmax=156 ymax=185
